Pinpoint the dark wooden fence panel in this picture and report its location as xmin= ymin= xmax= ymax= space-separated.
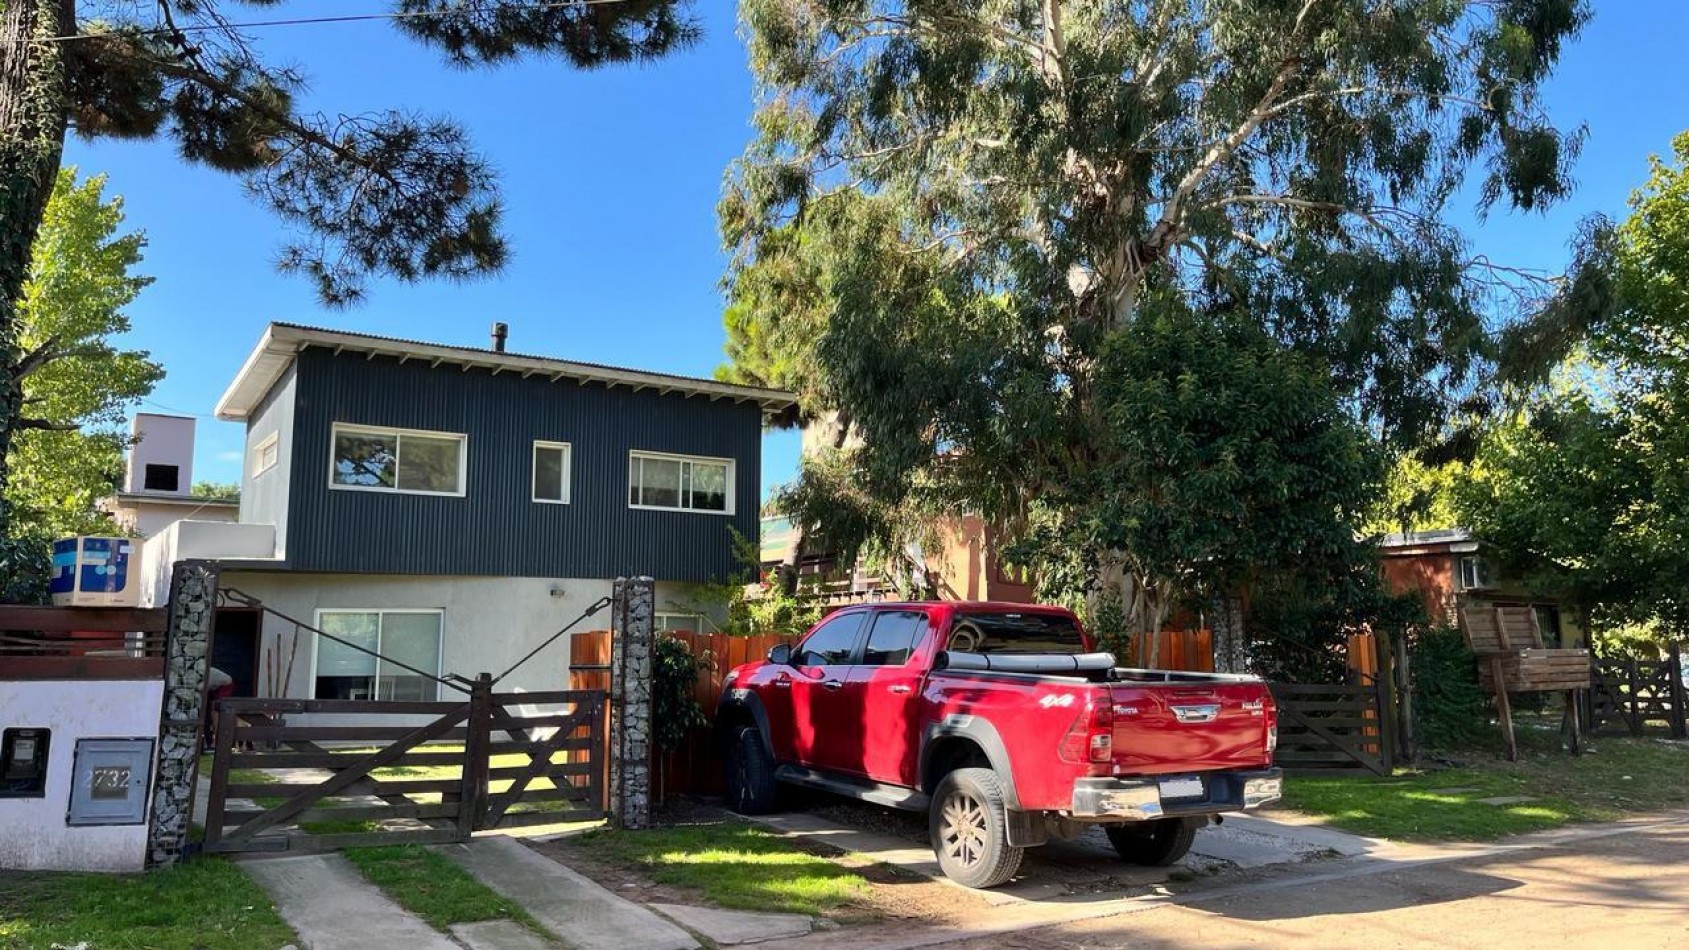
xmin=1269 ymin=682 xmax=1391 ymax=776
xmin=1589 ymin=645 xmax=1686 ymax=738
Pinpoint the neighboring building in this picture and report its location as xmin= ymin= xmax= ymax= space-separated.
xmin=1379 ymin=528 xmax=1586 ymax=647
xmin=759 ymin=513 xmax=1036 ymax=607
xmin=99 ymin=413 xmax=239 ymax=537
xmin=141 ymin=321 xmax=794 ymax=702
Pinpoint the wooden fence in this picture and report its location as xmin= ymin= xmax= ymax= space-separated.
xmin=1589 ymin=645 xmax=1687 ymax=739
xmin=569 ymin=630 xmax=797 ymax=798
xmin=0 ymin=605 xmax=167 ymax=680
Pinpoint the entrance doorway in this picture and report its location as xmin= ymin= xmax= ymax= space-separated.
xmin=212 ymin=608 xmax=261 ymax=697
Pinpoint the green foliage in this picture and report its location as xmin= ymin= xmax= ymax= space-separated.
xmin=670 ymin=529 xmax=826 ymax=636
xmin=1367 ymin=453 xmax=1469 ymax=536
xmin=1464 ymin=133 xmax=1689 ymax=650
xmin=724 ymin=1 xmax=1589 ymax=631
xmin=5 ymin=168 xmax=159 ymax=585
xmin=1410 ymin=626 xmax=1491 ymax=749
xmin=652 ymin=634 xmax=710 ymax=753
xmin=0 ymin=857 xmax=296 ymax=949
xmin=192 ymin=480 xmax=240 ymax=502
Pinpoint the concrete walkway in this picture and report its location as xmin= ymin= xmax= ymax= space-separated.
xmin=241 ymin=853 xmax=460 ymax=950
xmin=437 ymin=837 xmax=699 ymax=950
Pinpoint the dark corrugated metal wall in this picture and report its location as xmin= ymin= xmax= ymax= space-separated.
xmin=284 ymin=347 xmax=763 ymax=581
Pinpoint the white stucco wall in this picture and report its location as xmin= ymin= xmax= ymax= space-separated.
xmin=221 ymin=572 xmax=666 ymax=700
xmin=0 ymin=679 xmax=162 ymax=872
xmin=125 ymin=414 xmax=195 ymax=495
xmin=139 ymin=521 xmax=279 ymax=607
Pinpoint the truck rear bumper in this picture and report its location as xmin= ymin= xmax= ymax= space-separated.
xmin=1069 ymin=769 xmax=1284 ymax=820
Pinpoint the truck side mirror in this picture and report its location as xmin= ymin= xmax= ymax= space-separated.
xmin=767 ymin=643 xmax=792 ymax=666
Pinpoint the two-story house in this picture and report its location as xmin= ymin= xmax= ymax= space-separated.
xmin=142 ymin=322 xmax=794 ymax=701
xmin=1380 ymin=528 xmax=1587 ymax=648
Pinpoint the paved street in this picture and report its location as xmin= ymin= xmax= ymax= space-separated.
xmin=933 ymin=816 xmax=1689 ymax=950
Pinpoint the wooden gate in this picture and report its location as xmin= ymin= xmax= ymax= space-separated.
xmin=202 ymin=683 xmax=605 ymax=854
xmin=1589 ymin=644 xmax=1688 ymax=739
xmin=1269 ymin=681 xmax=1392 ymax=775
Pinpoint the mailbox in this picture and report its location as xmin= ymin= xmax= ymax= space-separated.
xmin=1 ymin=727 xmax=50 ymax=798
xmin=67 ymin=738 xmax=154 ymax=826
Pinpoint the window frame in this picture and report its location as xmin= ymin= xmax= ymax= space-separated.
xmin=655 ymin=612 xmax=704 ymax=634
xmin=792 ymin=609 xmax=869 ymax=667
xmin=626 ymin=450 xmax=736 ymax=515
xmin=1458 ymin=555 xmax=1495 ymax=591
xmin=309 ymin=608 xmax=445 ymax=702
xmin=531 ymin=440 xmax=572 ymax=505
xmin=328 ymin=422 xmax=468 ymax=498
xmin=861 ymin=608 xmax=929 ymax=668
xmin=251 ymin=432 xmax=280 ymax=477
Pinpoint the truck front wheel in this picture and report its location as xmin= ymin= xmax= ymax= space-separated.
xmin=725 ymin=725 xmax=778 ymax=815
xmin=1105 ymin=817 xmax=1200 ymax=866
xmin=929 ymin=768 xmax=1024 ymax=888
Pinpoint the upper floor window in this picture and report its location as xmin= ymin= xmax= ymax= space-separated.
xmin=331 ymin=423 xmax=466 ymax=496
xmin=533 ymin=441 xmax=572 ymax=504
xmin=628 ymin=451 xmax=734 ymax=514
xmin=252 ymin=433 xmax=280 ymax=477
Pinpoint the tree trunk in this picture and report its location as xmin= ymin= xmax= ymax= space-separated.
xmin=0 ymin=0 xmax=73 ymax=542
xmin=1089 ymin=552 xmax=1174 ymax=669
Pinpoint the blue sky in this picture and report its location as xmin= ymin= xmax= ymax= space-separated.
xmin=70 ymin=2 xmax=1689 ymax=499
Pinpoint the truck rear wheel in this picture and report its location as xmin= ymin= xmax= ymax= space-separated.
xmin=929 ymin=767 xmax=1024 ymax=889
xmin=1105 ymin=817 xmax=1199 ymax=866
xmin=725 ymin=725 xmax=778 ymax=815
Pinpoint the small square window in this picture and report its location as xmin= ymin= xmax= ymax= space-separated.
xmin=533 ymin=442 xmax=571 ymax=504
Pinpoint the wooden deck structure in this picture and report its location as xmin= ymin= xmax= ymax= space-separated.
xmin=1460 ymin=603 xmax=1591 ymax=760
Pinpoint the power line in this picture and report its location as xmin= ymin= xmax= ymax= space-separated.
xmin=27 ymin=0 xmax=652 ymax=45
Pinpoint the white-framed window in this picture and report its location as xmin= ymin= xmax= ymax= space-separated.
xmin=252 ymin=432 xmax=280 ymax=477
xmin=312 ymin=609 xmax=444 ymax=702
xmin=330 ymin=423 xmax=467 ymax=496
xmin=655 ymin=612 xmax=704 ymax=634
xmin=533 ymin=441 xmax=572 ymax=504
xmin=1458 ymin=556 xmax=1496 ymax=591
xmin=628 ymin=451 xmax=734 ymax=514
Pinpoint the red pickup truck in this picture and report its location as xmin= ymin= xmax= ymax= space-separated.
xmin=717 ymin=601 xmax=1283 ymax=888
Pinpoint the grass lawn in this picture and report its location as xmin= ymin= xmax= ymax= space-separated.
xmin=1282 ymin=728 xmax=1689 ymax=841
xmin=568 ymin=823 xmax=872 ymax=917
xmin=343 ymin=845 xmax=544 ymax=936
xmin=0 ymin=858 xmax=296 ymax=950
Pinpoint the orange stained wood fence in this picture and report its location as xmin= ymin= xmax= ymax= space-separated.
xmin=567 ymin=630 xmax=799 ymax=799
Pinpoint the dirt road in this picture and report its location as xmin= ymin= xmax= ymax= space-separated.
xmin=939 ymin=817 xmax=1689 ymax=949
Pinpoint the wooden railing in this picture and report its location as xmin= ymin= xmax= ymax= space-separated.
xmin=0 ymin=605 xmax=167 ymax=679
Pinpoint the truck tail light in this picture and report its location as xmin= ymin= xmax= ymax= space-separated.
xmin=1059 ymin=698 xmax=1114 ymax=772
xmin=1265 ymin=702 xmax=1279 ymax=755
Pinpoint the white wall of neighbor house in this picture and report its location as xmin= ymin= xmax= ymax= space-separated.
xmin=222 ymin=573 xmax=700 ymax=703
xmin=137 ymin=521 xmax=279 ymax=608
xmin=0 ymin=679 xmax=162 ymax=873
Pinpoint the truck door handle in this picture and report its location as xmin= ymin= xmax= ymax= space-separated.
xmin=823 ymin=679 xmax=844 ymax=691
xmin=888 ymin=684 xmax=912 ymax=694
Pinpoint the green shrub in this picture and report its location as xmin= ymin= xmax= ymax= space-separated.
xmin=1411 ymin=626 xmax=1490 ymax=749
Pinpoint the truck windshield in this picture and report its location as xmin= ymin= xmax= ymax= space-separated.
xmin=948 ymin=612 xmax=1087 ymax=655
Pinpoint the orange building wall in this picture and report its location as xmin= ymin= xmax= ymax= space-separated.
xmin=1381 ymin=552 xmax=1457 ymax=625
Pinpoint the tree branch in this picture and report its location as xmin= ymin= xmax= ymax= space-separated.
xmin=16 ymin=418 xmax=78 ymax=432
xmin=14 ymin=334 xmax=61 ymax=379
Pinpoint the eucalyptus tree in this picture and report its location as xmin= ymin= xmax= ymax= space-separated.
xmin=0 ymin=0 xmax=698 ymax=544
xmin=722 ymin=0 xmax=1589 ymax=632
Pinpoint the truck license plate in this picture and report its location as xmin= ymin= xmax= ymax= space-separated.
xmin=1158 ymin=775 xmax=1204 ymax=800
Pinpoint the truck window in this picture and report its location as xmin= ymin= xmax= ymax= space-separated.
xmin=948 ymin=612 xmax=1085 ymax=655
xmin=862 ymin=610 xmax=927 ymax=666
xmin=793 ymin=612 xmax=865 ymax=666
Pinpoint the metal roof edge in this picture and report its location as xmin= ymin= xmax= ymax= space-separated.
xmin=215 ymin=322 xmax=798 ymax=422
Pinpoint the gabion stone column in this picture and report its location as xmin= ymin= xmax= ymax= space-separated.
xmin=147 ymin=560 xmax=219 ymax=868
xmin=609 ymin=576 xmax=655 ymax=830
xmin=1212 ymin=597 xmax=1249 ymax=675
